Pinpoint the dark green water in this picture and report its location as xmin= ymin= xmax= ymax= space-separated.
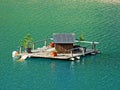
xmin=0 ymin=0 xmax=120 ymax=90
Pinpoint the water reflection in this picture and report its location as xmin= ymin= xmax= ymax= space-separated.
xmin=70 ymin=58 xmax=86 ymax=69
xmin=76 ymin=60 xmax=80 ymax=63
xmin=70 ymin=61 xmax=75 ymax=69
xmin=12 ymin=57 xmax=28 ymax=71
xmin=49 ymin=58 xmax=86 ymax=71
xmin=12 ymin=56 xmax=27 ymax=65
xmin=81 ymin=58 xmax=85 ymax=65
xmin=12 ymin=56 xmax=86 ymax=71
xmin=50 ymin=61 xmax=56 ymax=70
xmin=12 ymin=56 xmax=20 ymax=63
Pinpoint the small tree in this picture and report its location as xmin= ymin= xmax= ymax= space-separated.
xmin=79 ymin=34 xmax=85 ymax=41
xmin=20 ymin=34 xmax=33 ymax=53
xmin=76 ymin=34 xmax=85 ymax=46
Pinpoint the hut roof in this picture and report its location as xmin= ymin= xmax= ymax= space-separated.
xmin=53 ymin=33 xmax=75 ymax=44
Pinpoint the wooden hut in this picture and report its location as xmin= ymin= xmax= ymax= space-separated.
xmin=53 ymin=33 xmax=75 ymax=53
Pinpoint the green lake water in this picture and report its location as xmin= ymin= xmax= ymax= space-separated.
xmin=0 ymin=0 xmax=120 ymax=90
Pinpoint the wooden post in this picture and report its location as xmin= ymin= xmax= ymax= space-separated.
xmin=92 ymin=42 xmax=96 ymax=51
xmin=33 ymin=43 xmax=35 ymax=50
xmin=19 ymin=46 xmax=22 ymax=53
xmin=94 ymin=44 xmax=96 ymax=51
xmin=44 ymin=40 xmax=47 ymax=46
xmin=92 ymin=42 xmax=94 ymax=50
xmin=82 ymin=48 xmax=85 ymax=56
xmin=71 ymin=50 xmax=73 ymax=57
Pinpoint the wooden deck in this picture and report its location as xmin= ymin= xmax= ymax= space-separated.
xmin=19 ymin=48 xmax=100 ymax=60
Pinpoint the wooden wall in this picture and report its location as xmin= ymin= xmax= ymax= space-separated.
xmin=55 ymin=44 xmax=73 ymax=53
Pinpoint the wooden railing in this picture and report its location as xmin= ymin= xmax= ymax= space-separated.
xmin=19 ymin=38 xmax=53 ymax=53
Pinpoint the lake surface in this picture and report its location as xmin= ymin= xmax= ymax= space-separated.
xmin=0 ymin=0 xmax=120 ymax=90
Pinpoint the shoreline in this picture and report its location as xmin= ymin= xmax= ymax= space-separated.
xmin=96 ymin=0 xmax=120 ymax=4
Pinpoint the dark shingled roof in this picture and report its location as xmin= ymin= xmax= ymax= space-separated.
xmin=53 ymin=33 xmax=75 ymax=43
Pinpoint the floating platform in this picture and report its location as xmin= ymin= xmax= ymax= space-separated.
xmin=19 ymin=47 xmax=100 ymax=61
xmin=13 ymin=33 xmax=101 ymax=61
